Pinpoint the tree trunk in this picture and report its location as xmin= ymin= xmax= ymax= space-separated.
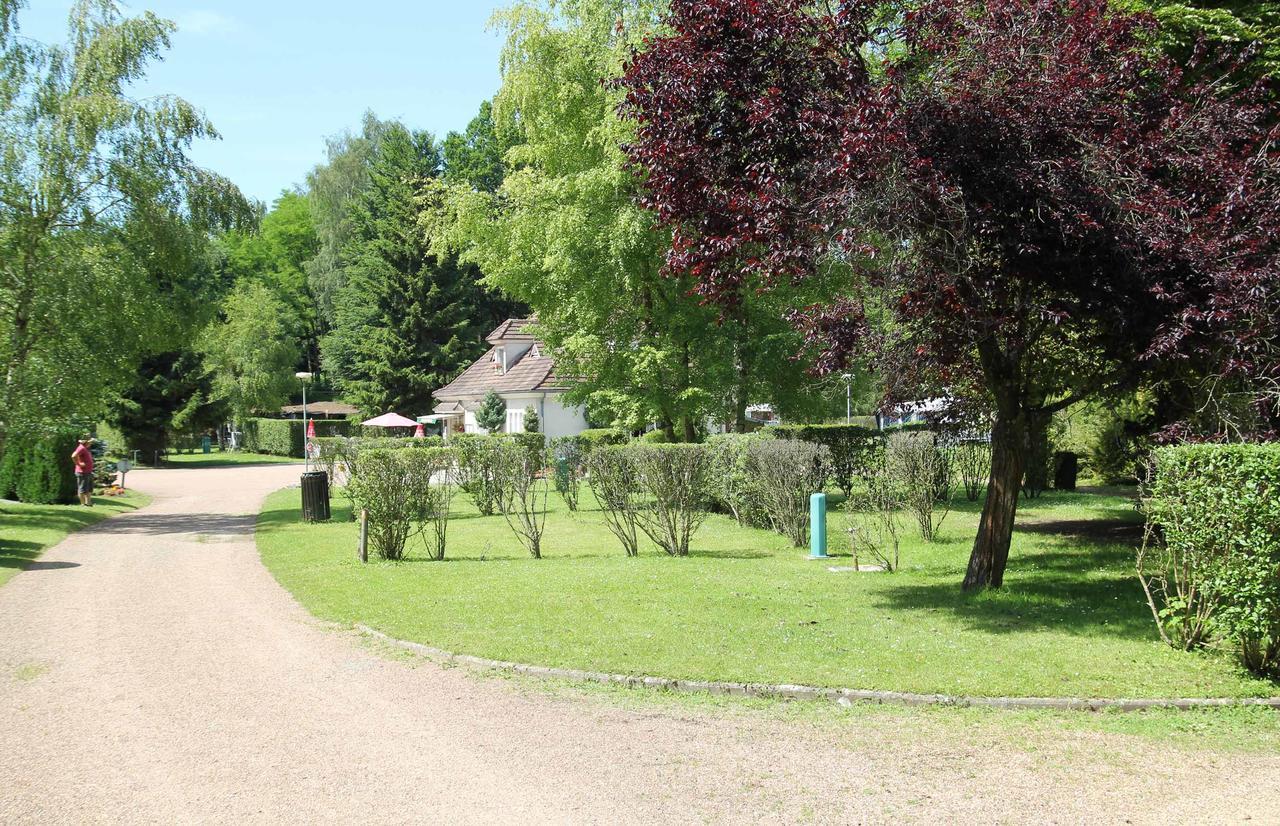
xmin=962 ymin=409 xmax=1028 ymax=591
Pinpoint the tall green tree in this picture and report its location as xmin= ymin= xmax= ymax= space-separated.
xmin=200 ymin=281 xmax=301 ymax=424
xmin=323 ymin=123 xmax=501 ymax=416
xmin=443 ymin=0 xmax=841 ymax=438
xmin=112 ymin=351 xmax=226 ymax=457
xmin=0 ymin=0 xmax=250 ymax=446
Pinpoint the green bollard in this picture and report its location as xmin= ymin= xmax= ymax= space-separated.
xmin=810 ymin=492 xmax=828 ymax=559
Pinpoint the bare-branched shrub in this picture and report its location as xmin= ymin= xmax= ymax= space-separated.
xmin=418 ymin=448 xmax=458 ymax=561
xmin=585 ymin=445 xmax=641 ymax=557
xmin=706 ymin=433 xmax=769 ymax=527
xmin=550 ymin=436 xmax=584 ymax=512
xmin=951 ymin=438 xmax=990 ymax=502
xmin=492 ymin=438 xmax=549 ymax=558
xmin=745 ymin=439 xmax=830 ymax=547
xmin=845 ymin=453 xmax=905 ymax=571
xmin=630 ymin=443 xmax=710 ymax=557
xmin=345 ymin=448 xmax=435 ymax=561
xmin=455 ymin=435 xmax=502 ymax=516
xmin=887 ymin=431 xmax=952 ymax=542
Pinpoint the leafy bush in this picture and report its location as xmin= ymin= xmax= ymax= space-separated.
xmin=345 ymin=448 xmax=437 ymax=561
xmin=241 ymin=418 xmax=352 ymax=457
xmin=585 ymin=446 xmax=641 ymax=556
xmin=705 ymin=433 xmax=769 ymax=528
xmin=1139 ymin=444 xmax=1280 ymax=677
xmin=550 ymin=436 xmax=585 ymax=511
xmin=886 ymin=431 xmax=952 ymax=542
xmin=523 ymin=405 xmax=540 ymax=433
xmin=640 ymin=428 xmax=672 ymax=443
xmin=476 ymin=390 xmax=507 ymax=433
xmin=491 ymin=437 xmax=549 ymax=558
xmin=577 ymin=428 xmax=628 ymax=448
xmin=454 ymin=434 xmax=503 ymax=516
xmin=414 ymin=447 xmax=458 ymax=561
xmin=315 ymin=435 xmax=442 ymax=487
xmin=2 ymin=430 xmax=78 ymax=505
xmin=745 ymin=439 xmax=830 ymax=547
xmin=770 ymin=424 xmax=882 ymax=498
xmin=628 ymin=443 xmax=710 ymax=557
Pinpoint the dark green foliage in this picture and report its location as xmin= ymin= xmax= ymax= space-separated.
xmin=241 ymin=418 xmax=352 ymax=457
xmin=345 ymin=447 xmax=441 ymax=561
xmin=705 ymin=433 xmax=770 ymax=528
xmin=1141 ymin=444 xmax=1280 ymax=677
xmin=8 ymin=430 xmax=78 ymax=505
xmin=454 ymin=434 xmax=503 ymax=516
xmin=1022 ymin=421 xmax=1054 ymax=498
xmin=442 ymin=100 xmax=512 ymax=194
xmin=112 ymin=350 xmax=226 ymax=457
xmin=475 ymin=390 xmax=507 ymax=433
xmin=550 ymin=435 xmax=584 ymax=511
xmin=0 ymin=433 xmax=29 ymax=499
xmin=769 ymin=424 xmax=883 ymax=498
xmin=523 ymin=405 xmax=539 ymax=433
xmin=322 ymin=122 xmax=510 ymax=416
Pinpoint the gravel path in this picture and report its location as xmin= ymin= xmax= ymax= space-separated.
xmin=1 ymin=464 xmax=1276 ymax=824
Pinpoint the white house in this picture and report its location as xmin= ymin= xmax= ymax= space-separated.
xmin=426 ymin=319 xmax=589 ymax=438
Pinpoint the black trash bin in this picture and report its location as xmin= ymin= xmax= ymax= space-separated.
xmin=301 ymin=471 xmax=331 ymax=522
xmin=1053 ymin=451 xmax=1079 ymax=492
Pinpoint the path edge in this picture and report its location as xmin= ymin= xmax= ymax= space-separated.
xmin=354 ymin=624 xmax=1280 ymax=713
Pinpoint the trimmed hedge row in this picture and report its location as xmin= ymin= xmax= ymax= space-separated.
xmin=0 ymin=429 xmax=79 ymax=504
xmin=768 ymin=424 xmax=884 ymax=497
xmin=241 ymin=418 xmax=353 ymax=457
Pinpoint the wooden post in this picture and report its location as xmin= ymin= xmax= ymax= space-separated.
xmin=358 ymin=509 xmax=369 ymax=564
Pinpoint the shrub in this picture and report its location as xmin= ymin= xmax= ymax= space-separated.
xmin=6 ymin=430 xmax=79 ymax=505
xmin=454 ymin=434 xmax=503 ymax=516
xmin=550 ymin=436 xmax=585 ymax=512
xmin=577 ymin=428 xmax=628 ymax=448
xmin=241 ymin=418 xmax=351 ymax=457
xmin=585 ymin=445 xmax=642 ymax=556
xmin=744 ymin=439 xmax=830 ymax=547
xmin=1022 ymin=422 xmax=1054 ymax=498
xmin=886 ymin=431 xmax=952 ymax=542
xmin=640 ymin=428 xmax=672 ymax=443
xmin=846 ymin=457 xmax=904 ymax=572
xmin=0 ymin=433 xmax=30 ymax=500
xmin=1139 ymin=444 xmax=1280 ymax=676
xmin=491 ymin=437 xmax=549 ymax=558
xmin=770 ymin=424 xmax=882 ymax=498
xmin=523 ymin=405 xmax=540 ymax=433
xmin=414 ymin=447 xmax=458 ymax=562
xmin=705 ymin=433 xmax=769 ymax=527
xmin=628 ymin=443 xmax=710 ymax=557
xmin=950 ymin=438 xmax=990 ymax=502
xmin=476 ymin=390 xmax=507 ymax=433
xmin=345 ymin=448 xmax=437 ymax=561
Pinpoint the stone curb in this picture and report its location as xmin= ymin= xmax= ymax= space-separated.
xmin=354 ymin=624 xmax=1280 ymax=713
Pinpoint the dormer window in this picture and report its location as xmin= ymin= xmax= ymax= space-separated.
xmin=493 ymin=347 xmax=506 ymax=374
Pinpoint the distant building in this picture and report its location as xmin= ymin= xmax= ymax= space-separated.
xmin=426 ymin=319 xmax=589 ymax=438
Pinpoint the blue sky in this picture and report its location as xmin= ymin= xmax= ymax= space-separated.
xmin=23 ymin=1 xmax=506 ymax=205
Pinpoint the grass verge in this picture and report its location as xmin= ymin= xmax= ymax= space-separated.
xmin=257 ymin=484 xmax=1279 ymax=701
xmin=161 ymin=451 xmax=301 ymax=468
xmin=0 ymin=491 xmax=149 ymax=588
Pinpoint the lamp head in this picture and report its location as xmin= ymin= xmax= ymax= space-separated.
xmin=295 ymin=371 xmax=313 ymax=381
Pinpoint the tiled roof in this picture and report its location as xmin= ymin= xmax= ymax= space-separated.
xmin=434 ymin=339 xmax=570 ymax=401
xmin=485 ymin=317 xmax=536 ymax=345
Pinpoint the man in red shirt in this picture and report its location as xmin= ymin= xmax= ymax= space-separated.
xmin=71 ymin=437 xmax=95 ymax=507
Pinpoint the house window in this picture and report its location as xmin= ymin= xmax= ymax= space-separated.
xmin=493 ymin=348 xmax=506 ymax=374
xmin=506 ymin=407 xmax=525 ymax=433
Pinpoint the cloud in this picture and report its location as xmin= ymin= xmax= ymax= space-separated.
xmin=174 ymin=10 xmax=239 ymax=36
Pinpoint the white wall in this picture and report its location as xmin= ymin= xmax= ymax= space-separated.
xmin=542 ymin=394 xmax=589 ymax=439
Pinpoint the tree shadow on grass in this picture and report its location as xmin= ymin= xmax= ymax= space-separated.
xmin=0 ymin=539 xmax=46 ymax=573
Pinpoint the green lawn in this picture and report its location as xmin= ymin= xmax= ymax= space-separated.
xmin=0 ymin=491 xmax=149 ymax=588
xmin=161 ymin=450 xmax=301 ymax=468
xmin=256 ymin=485 xmax=1280 ymax=700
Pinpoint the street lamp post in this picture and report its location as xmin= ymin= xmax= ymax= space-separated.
xmin=296 ymin=371 xmax=313 ymax=473
xmin=840 ymin=373 xmax=854 ymax=425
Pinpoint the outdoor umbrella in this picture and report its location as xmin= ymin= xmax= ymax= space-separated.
xmin=361 ymin=412 xmax=420 ymax=428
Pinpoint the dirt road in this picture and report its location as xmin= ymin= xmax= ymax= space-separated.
xmin=0 ymin=464 xmax=1275 ymax=824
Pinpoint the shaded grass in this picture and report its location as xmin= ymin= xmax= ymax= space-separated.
xmin=0 ymin=491 xmax=149 ymax=588
xmin=256 ymin=485 xmax=1279 ymax=700
xmin=161 ymin=451 xmax=301 ymax=468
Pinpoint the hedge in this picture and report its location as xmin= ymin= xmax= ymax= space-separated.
xmin=577 ymin=428 xmax=628 ymax=447
xmin=0 ymin=429 xmax=78 ymax=504
xmin=768 ymin=424 xmax=884 ymax=497
xmin=1142 ymin=443 xmax=1280 ymax=676
xmin=241 ymin=418 xmax=352 ymax=457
